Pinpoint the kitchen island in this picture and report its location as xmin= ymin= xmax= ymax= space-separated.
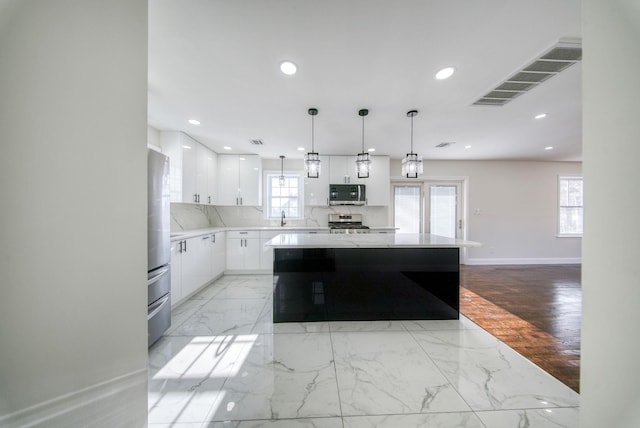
xmin=265 ymin=233 xmax=481 ymax=322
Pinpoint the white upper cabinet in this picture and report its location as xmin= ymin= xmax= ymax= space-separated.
xmin=327 ymin=155 xmax=390 ymax=205
xmin=217 ymin=154 xmax=262 ymax=206
xmin=303 ymin=155 xmax=330 ymax=206
xmin=364 ymin=155 xmax=390 ymax=206
xmin=205 ymin=150 xmax=218 ymax=205
xmin=329 ymin=155 xmax=366 ymax=185
xmin=160 ymin=131 xmax=218 ymax=205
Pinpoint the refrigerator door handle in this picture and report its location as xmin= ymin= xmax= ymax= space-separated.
xmin=148 ymin=294 xmax=170 ymax=320
xmin=148 ymin=267 xmax=170 ymax=286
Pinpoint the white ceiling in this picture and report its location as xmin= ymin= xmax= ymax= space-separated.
xmin=148 ymin=0 xmax=582 ymax=162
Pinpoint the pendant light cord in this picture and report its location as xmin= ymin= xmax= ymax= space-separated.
xmin=362 ymin=115 xmax=365 ymax=152
xmin=410 ymin=114 xmax=414 ymax=153
xmin=311 ymin=114 xmax=315 ymax=152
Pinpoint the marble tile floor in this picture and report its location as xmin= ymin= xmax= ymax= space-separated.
xmin=149 ymin=274 xmax=580 ymax=428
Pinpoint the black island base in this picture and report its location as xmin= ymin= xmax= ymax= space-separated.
xmin=272 ymin=247 xmax=460 ymax=322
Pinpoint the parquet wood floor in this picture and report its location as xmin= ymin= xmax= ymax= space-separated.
xmin=459 ymin=264 xmax=581 ymax=392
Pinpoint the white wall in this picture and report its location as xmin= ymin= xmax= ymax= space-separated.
xmin=148 ymin=125 xmax=162 ymax=151
xmin=391 ymin=159 xmax=582 ymax=264
xmin=581 ymin=0 xmax=640 ymax=425
xmin=0 ymin=1 xmax=148 ymax=426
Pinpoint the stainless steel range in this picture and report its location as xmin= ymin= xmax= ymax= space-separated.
xmin=328 ymin=213 xmax=370 ymax=234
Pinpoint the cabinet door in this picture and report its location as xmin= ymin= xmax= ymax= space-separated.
xmin=160 ymin=131 xmax=184 ymax=203
xmin=205 ymin=150 xmax=217 ymax=205
xmin=304 ymin=155 xmax=330 ymax=206
xmin=244 ymin=238 xmax=261 ymax=269
xmin=196 ymin=144 xmax=209 ymax=204
xmin=181 ymin=140 xmax=198 ymax=204
xmin=217 ymin=155 xmax=241 ymax=205
xmin=239 ymin=155 xmax=261 ymax=205
xmin=170 ymin=240 xmax=183 ymax=307
xmin=226 ymin=238 xmax=245 ymax=270
xmin=329 ymin=155 xmax=366 ymax=185
xmin=329 ymin=156 xmax=349 ymax=184
xmin=211 ymin=231 xmax=226 ymax=277
xmin=181 ymin=236 xmax=211 ymax=297
xmin=364 ymin=156 xmax=390 ymax=206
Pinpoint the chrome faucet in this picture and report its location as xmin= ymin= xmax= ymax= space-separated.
xmin=280 ymin=210 xmax=286 ymax=227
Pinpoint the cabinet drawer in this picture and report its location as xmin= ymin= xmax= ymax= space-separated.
xmin=227 ymin=230 xmax=260 ymax=239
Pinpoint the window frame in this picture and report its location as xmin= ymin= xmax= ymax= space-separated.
xmin=264 ymin=171 xmax=304 ymax=220
xmin=557 ymin=175 xmax=584 ymax=237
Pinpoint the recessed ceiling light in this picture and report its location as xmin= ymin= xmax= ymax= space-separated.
xmin=367 ymin=148 xmax=376 ymax=152
xmin=297 ymin=147 xmax=305 ymax=151
xmin=544 ymin=146 xmax=554 ymax=150
xmin=182 ymin=145 xmax=192 ymax=150
xmin=239 ymin=157 xmax=246 ymax=161
xmin=435 ymin=66 xmax=455 ymax=80
xmin=465 ymin=145 xmax=472 ymax=149
xmin=223 ymin=146 xmax=232 ymax=150
xmin=535 ymin=113 xmax=548 ymax=119
xmin=188 ymin=119 xmax=200 ymax=125
xmin=280 ymin=60 xmax=297 ymax=75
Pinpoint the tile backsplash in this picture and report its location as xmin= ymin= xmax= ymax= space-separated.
xmin=170 ymin=203 xmax=390 ymax=231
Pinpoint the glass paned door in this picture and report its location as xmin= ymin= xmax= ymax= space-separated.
xmin=429 ymin=185 xmax=457 ymax=238
xmin=393 ymin=184 xmax=422 ymax=233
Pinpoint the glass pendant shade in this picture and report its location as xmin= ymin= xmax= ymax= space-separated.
xmin=402 ymin=153 xmax=423 ymax=178
xmin=355 ymin=152 xmax=370 ymax=178
xmin=304 ymin=151 xmax=321 ymax=178
xmin=355 ymin=108 xmax=370 ymax=178
xmin=304 ymin=108 xmax=321 ymax=178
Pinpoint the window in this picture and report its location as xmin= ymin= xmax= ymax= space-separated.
xmin=558 ymin=176 xmax=583 ymax=236
xmin=267 ymin=173 xmax=302 ymax=219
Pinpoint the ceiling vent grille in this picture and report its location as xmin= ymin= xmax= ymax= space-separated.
xmin=249 ymin=139 xmax=264 ymax=145
xmin=435 ymin=142 xmax=455 ymax=148
xmin=473 ymin=39 xmax=581 ymax=107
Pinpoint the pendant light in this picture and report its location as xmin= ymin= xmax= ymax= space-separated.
xmin=401 ymin=110 xmax=423 ymax=178
xmin=355 ymin=108 xmax=370 ymax=178
xmin=304 ymin=108 xmax=321 ymax=178
xmin=279 ymin=155 xmax=286 ymax=186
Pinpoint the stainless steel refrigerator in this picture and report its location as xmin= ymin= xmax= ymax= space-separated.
xmin=147 ymin=149 xmax=171 ymax=347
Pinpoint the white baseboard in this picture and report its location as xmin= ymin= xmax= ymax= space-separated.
xmin=224 ymin=269 xmax=272 ymax=275
xmin=465 ymin=257 xmax=582 ymax=266
xmin=0 ymin=369 xmax=148 ymax=428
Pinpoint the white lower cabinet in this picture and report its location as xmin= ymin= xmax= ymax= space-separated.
xmin=170 ymin=240 xmax=183 ymax=307
xmin=171 ymin=233 xmax=224 ymax=307
xmin=180 ymin=235 xmax=211 ymax=298
xmin=226 ymin=230 xmax=260 ymax=271
xmin=211 ymin=231 xmax=226 ymax=278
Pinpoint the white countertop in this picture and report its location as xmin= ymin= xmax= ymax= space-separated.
xmin=265 ymin=233 xmax=481 ymax=249
xmin=170 ymin=226 xmax=398 ymax=241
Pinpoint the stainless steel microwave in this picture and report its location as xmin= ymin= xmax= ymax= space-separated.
xmin=329 ymin=184 xmax=366 ymax=205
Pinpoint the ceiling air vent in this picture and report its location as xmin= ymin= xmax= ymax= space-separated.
xmin=473 ymin=39 xmax=582 ymax=107
xmin=249 ymin=139 xmax=264 ymax=145
xmin=435 ymin=142 xmax=455 ymax=148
